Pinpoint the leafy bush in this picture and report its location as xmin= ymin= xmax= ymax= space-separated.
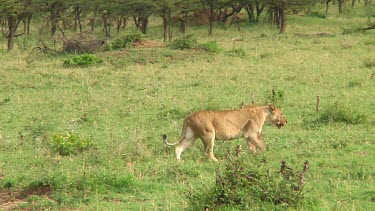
xmin=364 ymin=59 xmax=375 ymax=68
xmin=169 ymin=34 xmax=197 ymax=50
xmin=108 ymin=31 xmax=144 ymax=50
xmin=224 ymin=48 xmax=246 ymax=57
xmin=63 ymin=54 xmax=103 ymax=67
xmin=189 ymin=153 xmax=312 ymax=210
xmin=199 ymin=41 xmax=220 ymax=52
xmin=50 ymin=132 xmax=93 ymax=156
xmin=318 ymin=102 xmax=367 ymax=125
xmin=308 ymin=11 xmax=327 ymax=19
xmin=268 ymin=89 xmax=285 ymax=104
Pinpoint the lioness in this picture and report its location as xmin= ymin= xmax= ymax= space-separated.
xmin=163 ymin=104 xmax=287 ymax=161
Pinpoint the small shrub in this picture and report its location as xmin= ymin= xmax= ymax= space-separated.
xmin=198 ymin=41 xmax=220 ymax=52
xmin=189 ymin=153 xmax=312 ymax=210
xmin=364 ymin=59 xmax=375 ymax=68
xmin=169 ymin=34 xmax=197 ymax=50
xmin=224 ymin=48 xmax=246 ymax=57
xmin=63 ymin=54 xmax=103 ymax=67
xmin=318 ymin=102 xmax=367 ymax=125
xmin=269 ymin=89 xmax=285 ymax=104
xmin=308 ymin=11 xmax=327 ymax=19
xmin=108 ymin=31 xmax=144 ymax=50
xmin=50 ymin=132 xmax=93 ymax=156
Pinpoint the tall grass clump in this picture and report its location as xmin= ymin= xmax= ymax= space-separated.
xmin=50 ymin=132 xmax=93 ymax=156
xmin=107 ymin=31 xmax=144 ymax=50
xmin=189 ymin=153 xmax=313 ymax=210
xmin=63 ymin=53 xmax=103 ymax=67
xmin=318 ymin=102 xmax=367 ymax=125
xmin=169 ymin=34 xmax=197 ymax=50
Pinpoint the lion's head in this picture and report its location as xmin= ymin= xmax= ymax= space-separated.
xmin=267 ymin=104 xmax=287 ymax=129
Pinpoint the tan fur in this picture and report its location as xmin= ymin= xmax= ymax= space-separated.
xmin=163 ymin=104 xmax=287 ymax=161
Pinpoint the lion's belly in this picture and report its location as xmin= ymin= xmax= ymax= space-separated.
xmin=215 ymin=128 xmax=244 ymax=140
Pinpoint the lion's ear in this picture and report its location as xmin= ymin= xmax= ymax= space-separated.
xmin=268 ymin=104 xmax=276 ymax=113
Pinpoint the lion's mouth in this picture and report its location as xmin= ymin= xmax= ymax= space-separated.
xmin=275 ymin=122 xmax=285 ymax=129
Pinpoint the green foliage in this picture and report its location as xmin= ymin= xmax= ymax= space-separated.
xmin=190 ymin=154 xmax=312 ymax=210
xmin=198 ymin=41 xmax=220 ymax=53
xmin=318 ymin=102 xmax=367 ymax=125
xmin=50 ymin=132 xmax=93 ymax=156
xmin=169 ymin=34 xmax=197 ymax=50
xmin=308 ymin=11 xmax=327 ymax=19
xmin=224 ymin=48 xmax=246 ymax=57
xmin=108 ymin=31 xmax=144 ymax=50
xmin=364 ymin=59 xmax=375 ymax=68
xmin=269 ymin=89 xmax=285 ymax=104
xmin=63 ymin=54 xmax=103 ymax=67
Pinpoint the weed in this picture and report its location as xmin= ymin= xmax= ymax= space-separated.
xmin=50 ymin=132 xmax=93 ymax=156
xmin=190 ymin=152 xmax=312 ymax=209
xmin=107 ymin=31 xmax=144 ymax=50
xmin=268 ymin=89 xmax=285 ymax=104
xmin=318 ymin=102 xmax=367 ymax=125
xmin=169 ymin=34 xmax=197 ymax=50
xmin=308 ymin=11 xmax=327 ymax=19
xmin=198 ymin=41 xmax=220 ymax=52
xmin=224 ymin=48 xmax=246 ymax=57
xmin=63 ymin=53 xmax=103 ymax=67
xmin=364 ymin=59 xmax=375 ymax=68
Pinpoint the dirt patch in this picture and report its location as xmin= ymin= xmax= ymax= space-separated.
xmin=0 ymin=185 xmax=52 ymax=210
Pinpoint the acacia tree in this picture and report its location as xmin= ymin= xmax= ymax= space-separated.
xmin=264 ymin=0 xmax=319 ymax=33
xmin=0 ymin=0 xmax=30 ymax=50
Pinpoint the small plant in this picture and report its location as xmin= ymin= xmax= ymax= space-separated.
xmin=63 ymin=54 xmax=103 ymax=67
xmin=169 ymin=34 xmax=197 ymax=50
xmin=198 ymin=41 xmax=220 ymax=52
xmin=364 ymin=59 xmax=375 ymax=68
xmin=318 ymin=102 xmax=367 ymax=125
xmin=50 ymin=132 xmax=93 ymax=156
xmin=269 ymin=89 xmax=285 ymax=104
xmin=224 ymin=48 xmax=246 ymax=57
xmin=189 ymin=151 xmax=312 ymax=210
xmin=308 ymin=11 xmax=327 ymax=19
xmin=108 ymin=31 xmax=144 ymax=50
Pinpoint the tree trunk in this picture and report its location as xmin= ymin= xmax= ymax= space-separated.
xmin=279 ymin=1 xmax=286 ymax=34
xmin=141 ymin=17 xmax=148 ymax=34
xmin=245 ymin=4 xmax=256 ymax=23
xmin=208 ymin=0 xmax=214 ymax=36
xmin=74 ymin=6 xmax=82 ymax=32
xmin=338 ymin=0 xmax=344 ymax=13
xmin=7 ymin=15 xmax=20 ymax=51
xmin=255 ymin=2 xmax=265 ymax=22
xmin=102 ymin=13 xmax=111 ymax=37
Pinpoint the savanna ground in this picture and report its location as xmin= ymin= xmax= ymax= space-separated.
xmin=0 ymin=5 xmax=375 ymax=210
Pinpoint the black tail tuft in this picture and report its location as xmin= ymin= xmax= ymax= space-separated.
xmin=162 ymin=134 xmax=167 ymax=141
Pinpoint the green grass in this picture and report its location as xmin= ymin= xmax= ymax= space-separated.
xmin=0 ymin=10 xmax=375 ymax=210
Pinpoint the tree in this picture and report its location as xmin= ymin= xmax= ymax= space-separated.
xmin=264 ymin=0 xmax=319 ymax=34
xmin=0 ymin=0 xmax=29 ymax=50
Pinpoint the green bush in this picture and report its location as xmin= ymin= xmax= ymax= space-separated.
xmin=108 ymin=31 xmax=144 ymax=50
xmin=199 ymin=41 xmax=220 ymax=52
xmin=63 ymin=54 xmax=103 ymax=67
xmin=169 ymin=35 xmax=197 ymax=50
xmin=318 ymin=102 xmax=367 ymax=125
xmin=50 ymin=132 xmax=93 ymax=156
xmin=224 ymin=48 xmax=246 ymax=57
xmin=189 ymin=154 xmax=313 ymax=210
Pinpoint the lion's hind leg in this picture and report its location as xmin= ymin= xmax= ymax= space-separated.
xmin=175 ymin=126 xmax=196 ymax=161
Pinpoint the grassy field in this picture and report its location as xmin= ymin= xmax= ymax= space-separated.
xmin=0 ymin=7 xmax=375 ymax=210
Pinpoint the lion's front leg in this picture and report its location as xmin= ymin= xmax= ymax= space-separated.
xmin=246 ymin=140 xmax=257 ymax=153
xmin=246 ymin=132 xmax=266 ymax=152
xmin=201 ymin=133 xmax=218 ymax=161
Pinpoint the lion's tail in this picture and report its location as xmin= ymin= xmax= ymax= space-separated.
xmin=163 ymin=117 xmax=190 ymax=146
xmin=162 ymin=134 xmax=179 ymax=146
